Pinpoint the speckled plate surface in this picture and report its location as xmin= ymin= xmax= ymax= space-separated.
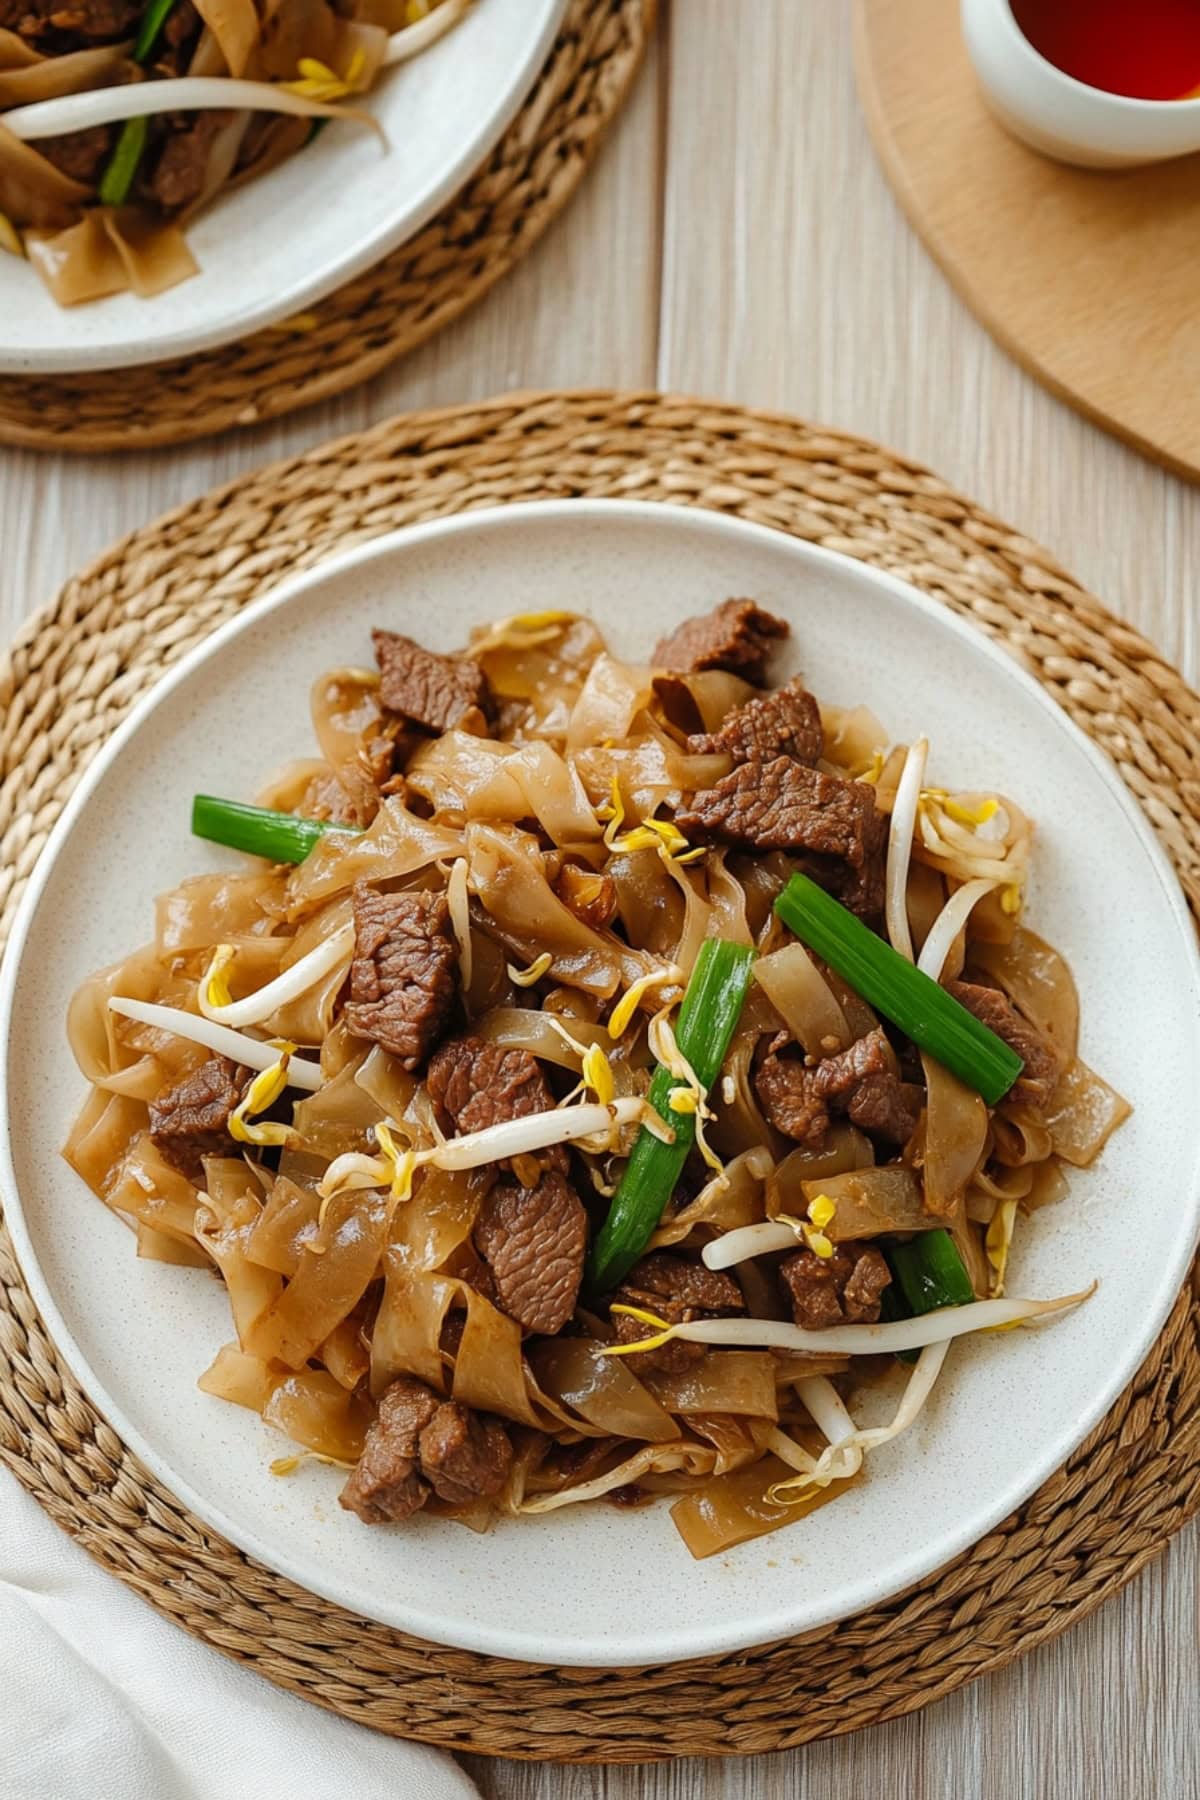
xmin=3 ymin=499 xmax=1198 ymax=1667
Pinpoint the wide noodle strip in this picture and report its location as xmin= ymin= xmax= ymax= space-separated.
xmin=61 ymin=600 xmax=1130 ymax=1554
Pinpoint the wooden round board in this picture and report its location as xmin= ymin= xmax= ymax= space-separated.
xmin=853 ymin=0 xmax=1200 ymax=483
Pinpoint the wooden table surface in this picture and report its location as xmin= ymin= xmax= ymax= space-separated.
xmin=3 ymin=5 xmax=1196 ymax=1796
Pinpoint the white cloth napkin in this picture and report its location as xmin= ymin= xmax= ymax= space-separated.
xmin=0 ymin=1472 xmax=480 ymax=1800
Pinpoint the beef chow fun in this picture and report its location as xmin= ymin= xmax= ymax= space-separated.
xmin=62 ymin=596 xmax=1130 ymax=1558
xmin=0 ymin=0 xmax=465 ymax=304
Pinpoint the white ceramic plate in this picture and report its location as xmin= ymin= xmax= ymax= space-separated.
xmin=0 ymin=0 xmax=565 ymax=375
xmin=3 ymin=500 xmax=1199 ymax=1666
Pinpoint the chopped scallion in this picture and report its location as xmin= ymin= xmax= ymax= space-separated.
xmin=191 ymin=794 xmax=362 ymax=865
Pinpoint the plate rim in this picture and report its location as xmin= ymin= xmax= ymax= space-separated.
xmin=3 ymin=496 xmax=1199 ymax=1665
xmin=0 ymin=0 xmax=567 ymax=376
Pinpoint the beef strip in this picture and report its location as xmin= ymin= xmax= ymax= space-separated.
xmin=474 ymin=1169 xmax=587 ymax=1335
xmin=780 ymin=1245 xmax=892 ymax=1331
xmin=652 ymin=600 xmax=789 ymax=686
xmin=688 ymin=677 xmax=824 ymax=767
xmin=342 ymin=885 xmax=458 ymax=1072
xmin=372 ymin=628 xmax=490 ymax=734
xmin=147 ymin=111 xmax=233 ymax=213
xmin=555 ymin=864 xmax=618 ymax=931
xmin=755 ymin=1027 xmax=910 ymax=1148
xmin=338 ymin=1374 xmax=513 ymax=1524
xmin=610 ymin=1251 xmax=745 ymax=1375
xmin=299 ymin=769 xmax=375 ymax=829
xmin=844 ymin=1069 xmax=923 ymax=1145
xmin=3 ymin=0 xmax=138 ymax=42
xmin=677 ymin=757 xmax=886 ymax=915
xmin=148 ymin=1055 xmax=245 ymax=1182
xmin=945 ymin=978 xmax=1063 ymax=1109
xmin=38 ymin=125 xmax=113 ymax=187
xmin=426 ymin=1036 xmax=566 ymax=1175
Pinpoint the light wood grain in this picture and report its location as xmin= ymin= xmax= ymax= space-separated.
xmin=855 ymin=0 xmax=1200 ymax=484
xmin=2 ymin=3 xmax=1198 ymax=1796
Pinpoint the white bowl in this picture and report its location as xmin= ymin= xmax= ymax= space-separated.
xmin=3 ymin=500 xmax=1199 ymax=1666
xmin=962 ymin=0 xmax=1200 ymax=168
xmin=0 ymin=0 xmax=565 ymax=375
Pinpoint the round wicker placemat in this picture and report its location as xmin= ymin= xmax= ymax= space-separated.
xmin=0 ymin=0 xmax=654 ymax=456
xmin=2 ymin=391 xmax=1200 ymax=1764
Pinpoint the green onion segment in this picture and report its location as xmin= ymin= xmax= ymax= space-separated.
xmin=773 ymin=873 xmax=1023 ymax=1104
xmin=191 ymin=794 xmax=362 ymax=865
xmin=98 ymin=0 xmax=179 ymax=206
xmin=588 ymin=938 xmax=756 ymax=1293
xmin=882 ymin=1228 xmax=975 ymax=1363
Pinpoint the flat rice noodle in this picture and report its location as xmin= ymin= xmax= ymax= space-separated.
xmin=683 ymin=1410 xmax=775 ymax=1474
xmin=99 ymin=207 xmax=198 ymax=297
xmin=100 ymin=1052 xmax=183 ymax=1102
xmin=319 ymin=1313 xmax=370 ymax=1389
xmin=676 ymin=669 xmax=757 ymax=734
xmin=574 ymin=738 xmax=728 ymax=819
xmin=921 ymin=1052 xmax=988 ymax=1216
xmin=644 ymin=1351 xmax=778 ymax=1421
xmin=245 ymin=1174 xmax=321 ymax=1275
xmin=136 ymin=1221 xmax=210 ymax=1267
xmin=386 ymin=1162 xmax=484 ymax=1273
xmin=566 ymin=654 xmax=655 ymax=752
xmin=156 ymin=868 xmax=286 ymax=952
xmin=529 ymin=1338 xmax=680 ymax=1443
xmin=609 ymin=847 xmax=686 ymax=960
xmin=766 ymin=1129 xmax=876 ymax=1214
xmin=467 ymin=822 xmax=655 ymax=998
xmin=450 ymin=1281 xmax=568 ymax=1429
xmin=990 ymin=1106 xmax=1054 ymax=1168
xmin=710 ymin=983 xmax=786 ymax=1161
xmin=221 ymin=109 xmax=309 ymax=191
xmin=26 ymin=212 xmax=127 ymax=301
xmin=671 ymin=1454 xmax=857 ymax=1557
xmin=68 ymin=944 xmax=165 ymax=1082
xmin=308 ymin=669 xmax=384 ymax=822
xmin=1024 ymin=1157 xmax=1070 ymax=1212
xmin=353 ymin=1041 xmax=418 ymax=1121
xmin=202 ymin=1194 xmax=284 ymax=1349
xmin=0 ymin=124 xmax=87 ymax=229
xmin=967 ymin=1161 xmax=1035 ymax=1221
xmin=753 ymin=942 xmax=849 ymax=1056
xmin=818 ymin=964 xmax=879 ymax=1042
xmin=290 ymin=1057 xmax=383 ymax=1158
xmin=1041 ymin=1057 xmax=1131 ymax=1167
xmin=262 ymin=1369 xmax=371 ymax=1461
xmin=470 ymin=613 xmax=603 ymax=693
xmin=318 ymin=1014 xmax=365 ymax=1081
xmin=949 ymin=1212 xmax=990 ymax=1297
xmin=261 ymin=896 xmax=353 ymax=1043
xmin=972 ymin=928 xmax=1079 ymax=1058
xmin=964 ymin=883 xmax=1017 ymax=946
xmin=407 ymin=732 xmax=600 ymax=844
xmin=705 ymin=850 xmax=753 ymax=946
xmin=820 ymin=703 xmax=887 ymax=772
xmin=101 ymin=1137 xmax=206 ymax=1251
xmin=370 ymin=1266 xmax=451 ymax=1394
xmin=198 ymin=1342 xmax=280 ymax=1412
xmin=0 ymin=28 xmax=40 ymax=65
xmin=795 ymin=1164 xmax=933 ymax=1240
xmin=475 ymin=1005 xmax=610 ymax=1073
xmin=284 ymin=796 xmax=461 ymax=915
xmin=193 ymin=0 xmax=259 ymax=76
xmin=255 ymin=0 xmax=339 ymax=76
xmin=0 ymin=42 xmax=131 ymax=103
xmin=651 ymin=1146 xmax=771 ymax=1250
xmin=906 ymin=861 xmax=946 ymax=957
xmin=62 ymin=1091 xmax=147 ymax=1198
xmin=464 ymin=928 xmax=513 ymax=1014
xmin=245 ymin=1189 xmax=391 ymax=1368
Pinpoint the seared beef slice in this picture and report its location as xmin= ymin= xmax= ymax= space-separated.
xmin=780 ymin=1245 xmax=892 ymax=1330
xmin=372 ymin=628 xmax=490 ymax=732
xmin=611 ymin=1252 xmax=745 ymax=1375
xmin=149 ymin=1056 xmax=245 ymax=1181
xmin=339 ymin=1374 xmax=512 ymax=1524
xmin=689 ymin=677 xmax=823 ymax=766
xmin=677 ymin=759 xmax=886 ymax=916
xmin=475 ymin=1170 xmax=588 ymax=1335
xmin=653 ymin=600 xmax=788 ymax=685
xmin=343 ymin=885 xmax=458 ymax=1070
xmin=945 ymin=979 xmax=1062 ymax=1108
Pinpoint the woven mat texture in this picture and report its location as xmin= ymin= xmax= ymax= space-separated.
xmin=0 ymin=0 xmax=654 ymax=455
xmin=2 ymin=392 xmax=1199 ymax=1763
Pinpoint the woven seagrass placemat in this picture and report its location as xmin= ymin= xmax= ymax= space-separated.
xmin=2 ymin=391 xmax=1199 ymax=1763
xmin=0 ymin=0 xmax=653 ymax=456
